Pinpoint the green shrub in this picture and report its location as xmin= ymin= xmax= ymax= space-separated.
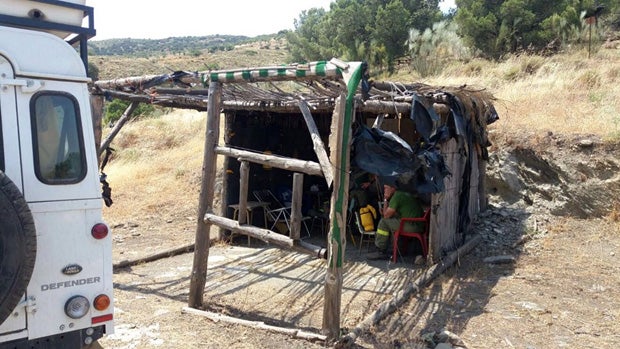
xmin=408 ymin=21 xmax=470 ymax=77
xmin=103 ymin=99 xmax=156 ymax=125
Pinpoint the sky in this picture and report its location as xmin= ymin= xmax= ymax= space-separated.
xmin=86 ymin=0 xmax=456 ymax=41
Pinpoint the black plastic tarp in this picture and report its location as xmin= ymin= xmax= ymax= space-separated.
xmin=351 ymin=124 xmax=449 ymax=194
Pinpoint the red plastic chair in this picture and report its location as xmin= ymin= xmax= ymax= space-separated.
xmin=392 ymin=208 xmax=430 ymax=263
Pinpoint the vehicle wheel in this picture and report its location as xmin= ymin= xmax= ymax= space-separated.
xmin=0 ymin=171 xmax=37 ymax=324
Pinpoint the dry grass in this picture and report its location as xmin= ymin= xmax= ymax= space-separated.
xmin=421 ymin=48 xmax=620 ymax=140
xmin=103 ymin=110 xmax=207 ymax=225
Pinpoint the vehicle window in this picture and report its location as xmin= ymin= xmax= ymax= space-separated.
xmin=31 ymin=93 xmax=86 ymax=184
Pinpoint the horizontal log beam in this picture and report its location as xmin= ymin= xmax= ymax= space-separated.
xmin=205 ymin=213 xmax=327 ymax=259
xmin=98 ymin=89 xmax=209 ymax=111
xmin=97 ymin=90 xmax=442 ymax=115
xmin=97 ymin=89 xmax=338 ymax=113
xmin=182 ymin=307 xmax=327 ymax=342
xmin=358 ymin=100 xmax=411 ymax=114
xmin=214 ymin=146 xmax=323 ymax=177
xmin=113 ymin=243 xmax=195 ymax=270
xmin=205 ymin=214 xmax=326 ymax=259
xmin=206 ymin=214 xmax=294 ymax=247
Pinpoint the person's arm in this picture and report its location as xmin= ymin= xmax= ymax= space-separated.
xmin=382 ymin=199 xmax=396 ymax=218
xmin=382 ymin=185 xmax=397 ymax=218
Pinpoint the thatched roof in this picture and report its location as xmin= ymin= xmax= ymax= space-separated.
xmin=93 ymin=59 xmax=498 ymax=120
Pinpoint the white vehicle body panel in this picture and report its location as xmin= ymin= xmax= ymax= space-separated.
xmin=0 ymin=21 xmax=114 ymax=346
xmin=26 ymin=200 xmax=113 ymax=339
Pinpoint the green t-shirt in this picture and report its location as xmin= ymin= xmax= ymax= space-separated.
xmin=389 ymin=190 xmax=423 ymax=220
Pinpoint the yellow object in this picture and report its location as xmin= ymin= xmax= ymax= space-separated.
xmin=359 ymin=205 xmax=377 ymax=232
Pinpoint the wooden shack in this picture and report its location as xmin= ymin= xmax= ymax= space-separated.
xmin=93 ymin=58 xmax=498 ymax=343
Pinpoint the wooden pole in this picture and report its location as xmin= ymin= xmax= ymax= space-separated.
xmin=214 ymin=146 xmax=323 ymax=176
xmin=322 ymin=94 xmax=350 ymax=341
xmin=98 ymin=101 xmax=138 ymax=157
xmin=89 ymin=94 xmax=104 ymax=165
xmin=188 ymin=82 xmax=222 ymax=309
xmin=335 ymin=234 xmax=482 ymax=349
xmin=299 ymin=100 xmax=333 ymax=186
xmin=182 ymin=307 xmax=327 ymax=342
xmin=238 ymin=161 xmax=250 ymax=224
xmin=98 ymin=89 xmax=209 ymax=111
xmin=204 ymin=214 xmax=326 ymax=259
xmin=113 ymin=243 xmax=194 ymax=270
xmin=290 ymin=173 xmax=303 ymax=240
xmin=322 ymin=62 xmax=363 ymax=342
xmin=96 ymin=89 xmax=416 ymax=115
xmin=218 ymin=114 xmax=233 ymax=239
xmin=205 ymin=214 xmax=294 ymax=247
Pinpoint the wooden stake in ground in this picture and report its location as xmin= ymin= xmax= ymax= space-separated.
xmin=322 ymin=93 xmax=349 ymax=341
xmin=188 ymin=82 xmax=222 ymax=309
xmin=323 ymin=61 xmax=363 ymax=342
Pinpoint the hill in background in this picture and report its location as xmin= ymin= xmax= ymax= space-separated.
xmin=90 ymin=36 xmax=290 ymax=79
xmin=89 ymin=33 xmax=286 ymax=57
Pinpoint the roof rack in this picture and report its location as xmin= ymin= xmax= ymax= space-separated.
xmin=0 ymin=0 xmax=95 ymax=75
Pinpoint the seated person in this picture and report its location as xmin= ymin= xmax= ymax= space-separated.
xmin=368 ymin=183 xmax=423 ymax=260
xmin=349 ymin=169 xmax=379 ymax=214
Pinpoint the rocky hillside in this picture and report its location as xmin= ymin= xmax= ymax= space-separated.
xmin=487 ymin=133 xmax=620 ymax=219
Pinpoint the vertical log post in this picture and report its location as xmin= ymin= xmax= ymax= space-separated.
xmin=322 ymin=94 xmax=350 ymax=341
xmin=238 ymin=160 xmax=250 ymax=224
xmin=219 ymin=114 xmax=233 ymax=238
xmin=89 ymin=94 xmax=104 ymax=166
xmin=189 ymin=82 xmax=222 ymax=308
xmin=290 ymin=173 xmax=304 ymax=240
xmin=322 ymin=61 xmax=363 ymax=342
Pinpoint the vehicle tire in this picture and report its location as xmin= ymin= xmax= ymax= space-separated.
xmin=0 ymin=171 xmax=37 ymax=324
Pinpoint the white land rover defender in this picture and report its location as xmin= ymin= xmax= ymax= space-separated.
xmin=0 ymin=1 xmax=113 ymax=348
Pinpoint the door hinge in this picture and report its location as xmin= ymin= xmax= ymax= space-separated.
xmin=0 ymin=78 xmax=42 ymax=93
xmin=20 ymin=296 xmax=37 ymax=314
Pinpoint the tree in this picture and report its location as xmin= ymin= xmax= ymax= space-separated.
xmin=328 ymin=0 xmax=373 ymax=60
xmin=286 ymin=8 xmax=336 ymax=62
xmin=454 ymin=0 xmax=620 ymax=58
xmin=286 ymin=0 xmax=444 ymax=69
xmin=373 ymin=1 xmax=411 ymax=72
xmin=402 ymin=0 xmax=443 ymax=31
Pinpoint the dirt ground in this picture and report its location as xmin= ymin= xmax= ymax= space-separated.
xmin=98 ymin=133 xmax=620 ymax=349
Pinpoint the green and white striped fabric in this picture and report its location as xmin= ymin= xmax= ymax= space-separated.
xmin=206 ymin=61 xmax=342 ymax=83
